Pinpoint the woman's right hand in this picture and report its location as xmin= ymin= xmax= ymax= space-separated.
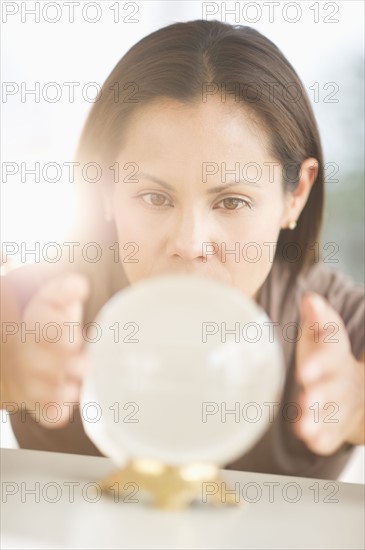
xmin=6 ymin=272 xmax=91 ymax=428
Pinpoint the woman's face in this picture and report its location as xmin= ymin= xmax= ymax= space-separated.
xmin=106 ymin=98 xmax=294 ymax=299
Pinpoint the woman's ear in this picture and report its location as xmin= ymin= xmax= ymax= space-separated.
xmin=281 ymin=157 xmax=319 ymax=229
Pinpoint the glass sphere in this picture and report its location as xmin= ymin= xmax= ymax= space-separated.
xmin=81 ymin=274 xmax=285 ymax=467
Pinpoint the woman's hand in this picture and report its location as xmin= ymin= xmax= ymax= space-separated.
xmin=3 ymin=272 xmax=90 ymax=428
xmin=294 ymin=292 xmax=365 ymax=454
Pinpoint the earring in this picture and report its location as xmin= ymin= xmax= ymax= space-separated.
xmin=287 ymin=220 xmax=297 ymax=230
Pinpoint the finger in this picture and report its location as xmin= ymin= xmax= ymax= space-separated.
xmin=22 ymin=382 xmax=81 ymax=429
xmin=35 ymin=273 xmax=90 ymax=309
xmin=24 ymin=273 xmax=89 ymax=341
xmin=17 ymin=378 xmax=78 ymax=412
xmin=64 ymin=351 xmax=90 ymax=383
xmin=295 ymin=349 xmax=340 ymax=386
xmin=41 ymin=383 xmax=82 ymax=429
xmin=300 ymin=292 xmax=347 ymax=346
xmin=23 ymin=275 xmax=90 ymax=354
xmin=298 ymin=383 xmax=341 ymax=424
xmin=292 ymin=383 xmax=347 ymax=454
xmin=25 ymin=307 xmax=86 ymax=354
xmin=15 ymin=343 xmax=80 ymax=388
xmin=296 ymin=424 xmax=344 ymax=456
xmin=296 ymin=292 xmax=351 ymax=391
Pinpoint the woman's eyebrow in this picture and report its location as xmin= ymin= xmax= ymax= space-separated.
xmin=207 ymin=181 xmax=262 ymax=193
xmin=136 ymin=171 xmax=262 ymax=192
xmin=136 ymin=172 xmax=174 ymax=190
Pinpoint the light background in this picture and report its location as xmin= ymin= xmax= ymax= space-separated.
xmin=1 ymin=1 xmax=364 ymax=481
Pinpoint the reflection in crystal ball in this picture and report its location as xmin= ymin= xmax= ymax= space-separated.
xmin=81 ymin=274 xmax=285 ymax=467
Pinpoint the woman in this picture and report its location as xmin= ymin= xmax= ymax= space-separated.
xmin=1 ymin=20 xmax=364 ymax=480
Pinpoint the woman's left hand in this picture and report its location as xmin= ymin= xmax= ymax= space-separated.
xmin=294 ymin=292 xmax=365 ymax=454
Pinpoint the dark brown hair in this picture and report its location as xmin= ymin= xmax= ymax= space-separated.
xmin=74 ymin=19 xmax=324 ymax=279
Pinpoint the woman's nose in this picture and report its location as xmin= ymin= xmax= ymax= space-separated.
xmin=166 ymin=208 xmax=211 ymax=262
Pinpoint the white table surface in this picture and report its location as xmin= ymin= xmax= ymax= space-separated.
xmin=1 ymin=448 xmax=364 ymax=550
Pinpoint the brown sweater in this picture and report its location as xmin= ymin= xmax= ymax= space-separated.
xmin=5 ymin=255 xmax=365 ymax=480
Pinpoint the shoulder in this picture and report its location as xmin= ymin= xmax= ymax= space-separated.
xmin=298 ymin=261 xmax=364 ymax=324
xmin=265 ymin=259 xmax=364 ymax=311
xmin=299 ymin=260 xmax=364 ymax=295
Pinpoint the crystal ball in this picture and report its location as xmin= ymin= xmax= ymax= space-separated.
xmin=80 ymin=274 xmax=285 ymax=467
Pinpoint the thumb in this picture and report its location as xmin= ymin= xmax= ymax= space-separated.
xmin=300 ymin=291 xmax=346 ymax=345
xmin=296 ymin=291 xmax=350 ymax=385
xmin=37 ymin=272 xmax=90 ymax=309
xmin=301 ymin=291 xmax=329 ymax=326
xmin=24 ymin=272 xmax=91 ymax=340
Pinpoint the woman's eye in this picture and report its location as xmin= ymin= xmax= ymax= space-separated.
xmin=139 ymin=193 xmax=170 ymax=207
xmin=216 ymin=197 xmax=252 ymax=211
xmin=137 ymin=193 xmax=252 ymax=211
